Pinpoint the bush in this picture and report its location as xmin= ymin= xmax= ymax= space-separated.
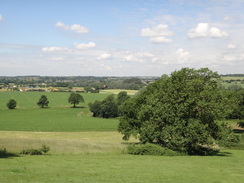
xmin=20 ymin=148 xmax=43 ymax=155
xmin=41 ymin=144 xmax=50 ymax=154
xmin=20 ymin=144 xmax=50 ymax=155
xmin=127 ymin=143 xmax=182 ymax=156
xmin=7 ymin=99 xmax=17 ymax=109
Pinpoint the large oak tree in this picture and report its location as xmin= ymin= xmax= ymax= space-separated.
xmin=118 ymin=68 xmax=236 ymax=155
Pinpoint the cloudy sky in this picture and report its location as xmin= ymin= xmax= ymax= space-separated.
xmin=0 ymin=0 xmax=244 ymax=76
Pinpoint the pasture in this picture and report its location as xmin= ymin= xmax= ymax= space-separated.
xmin=0 ymin=150 xmax=243 ymax=183
xmin=0 ymin=91 xmax=244 ymax=183
xmin=0 ymin=92 xmax=118 ymax=132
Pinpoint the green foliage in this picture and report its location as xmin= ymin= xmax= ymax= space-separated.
xmin=118 ymin=68 xmax=236 ymax=155
xmin=20 ymin=148 xmax=43 ymax=155
xmin=20 ymin=144 xmax=50 ymax=155
xmin=68 ymin=92 xmax=84 ymax=108
xmin=227 ymin=89 xmax=244 ymax=119
xmin=89 ymin=95 xmax=118 ymax=118
xmin=6 ymin=99 xmax=17 ymax=109
xmin=37 ymin=95 xmax=49 ymax=108
xmin=117 ymin=91 xmax=130 ymax=106
xmin=225 ymin=134 xmax=244 ymax=150
xmin=41 ymin=144 xmax=50 ymax=154
xmin=89 ymin=91 xmax=130 ymax=118
xmin=127 ymin=143 xmax=182 ymax=156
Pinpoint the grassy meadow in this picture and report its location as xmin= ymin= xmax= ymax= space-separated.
xmin=0 ymin=91 xmax=244 ymax=183
xmin=0 ymin=92 xmax=118 ymax=132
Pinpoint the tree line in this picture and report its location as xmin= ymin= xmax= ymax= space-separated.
xmin=0 ymin=76 xmax=153 ymax=90
xmin=88 ymin=91 xmax=130 ymax=118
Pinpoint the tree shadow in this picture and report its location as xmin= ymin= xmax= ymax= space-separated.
xmin=0 ymin=149 xmax=20 ymax=159
xmin=216 ymin=151 xmax=233 ymax=157
xmin=233 ymin=129 xmax=244 ymax=134
xmin=70 ymin=106 xmax=86 ymax=109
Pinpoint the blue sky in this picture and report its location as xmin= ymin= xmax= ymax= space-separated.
xmin=0 ymin=0 xmax=244 ymax=76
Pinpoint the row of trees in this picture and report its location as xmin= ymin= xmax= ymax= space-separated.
xmin=5 ymin=93 xmax=85 ymax=110
xmin=0 ymin=76 xmax=149 ymax=90
xmin=89 ymin=91 xmax=130 ymax=118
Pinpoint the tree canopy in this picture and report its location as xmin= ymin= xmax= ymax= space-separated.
xmin=68 ymin=93 xmax=84 ymax=108
xmin=37 ymin=95 xmax=49 ymax=108
xmin=118 ymin=68 xmax=236 ymax=155
xmin=89 ymin=91 xmax=130 ymax=118
xmin=7 ymin=99 xmax=17 ymax=109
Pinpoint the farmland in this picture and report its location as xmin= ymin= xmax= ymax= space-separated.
xmin=0 ymin=92 xmax=118 ymax=132
xmin=0 ymin=91 xmax=244 ymax=183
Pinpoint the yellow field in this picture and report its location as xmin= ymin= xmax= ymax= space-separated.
xmin=100 ymin=89 xmax=138 ymax=95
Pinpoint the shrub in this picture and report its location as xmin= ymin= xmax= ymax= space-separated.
xmin=7 ymin=99 xmax=17 ymax=109
xmin=41 ymin=144 xmax=50 ymax=154
xmin=127 ymin=143 xmax=182 ymax=156
xmin=20 ymin=148 xmax=43 ymax=155
xmin=20 ymin=144 xmax=50 ymax=155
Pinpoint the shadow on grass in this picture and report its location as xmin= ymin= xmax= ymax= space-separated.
xmin=233 ymin=129 xmax=244 ymax=134
xmin=0 ymin=149 xmax=20 ymax=159
xmin=70 ymin=106 xmax=86 ymax=109
xmin=216 ymin=151 xmax=233 ymax=157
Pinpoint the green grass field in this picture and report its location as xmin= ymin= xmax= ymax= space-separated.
xmin=0 ymin=92 xmax=119 ymax=132
xmin=0 ymin=150 xmax=243 ymax=183
xmin=0 ymin=91 xmax=244 ymax=183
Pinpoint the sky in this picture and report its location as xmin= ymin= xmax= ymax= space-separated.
xmin=0 ymin=0 xmax=244 ymax=76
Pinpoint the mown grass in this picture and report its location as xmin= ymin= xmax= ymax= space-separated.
xmin=0 ymin=108 xmax=119 ymax=131
xmin=0 ymin=92 xmax=109 ymax=109
xmin=0 ymin=150 xmax=243 ymax=183
xmin=0 ymin=92 xmax=119 ymax=132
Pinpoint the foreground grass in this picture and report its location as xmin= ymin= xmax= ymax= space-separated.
xmin=0 ymin=131 xmax=137 ymax=154
xmin=0 ymin=150 xmax=243 ymax=183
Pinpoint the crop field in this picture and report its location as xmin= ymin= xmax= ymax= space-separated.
xmin=220 ymin=76 xmax=244 ymax=89
xmin=0 ymin=91 xmax=244 ymax=183
xmin=100 ymin=89 xmax=138 ymax=95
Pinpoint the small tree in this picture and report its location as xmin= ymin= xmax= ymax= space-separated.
xmin=68 ymin=93 xmax=84 ymax=108
xmin=7 ymin=99 xmax=17 ymax=109
xmin=37 ymin=95 xmax=49 ymax=108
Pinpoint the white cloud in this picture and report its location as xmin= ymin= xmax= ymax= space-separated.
xmin=188 ymin=23 xmax=229 ymax=39
xmin=222 ymin=53 xmax=244 ymax=62
xmin=0 ymin=15 xmax=3 ymax=21
xmin=141 ymin=24 xmax=173 ymax=43
xmin=50 ymin=57 xmax=65 ymax=61
xmin=175 ymin=48 xmax=191 ymax=64
xmin=122 ymin=51 xmax=157 ymax=63
xmin=42 ymin=46 xmax=68 ymax=52
xmin=223 ymin=16 xmax=231 ymax=21
xmin=55 ymin=21 xmax=89 ymax=34
xmin=100 ymin=64 xmax=112 ymax=72
xmin=149 ymin=37 xmax=172 ymax=43
xmin=97 ymin=53 xmax=112 ymax=60
xmin=227 ymin=44 xmax=236 ymax=49
xmin=74 ymin=42 xmax=96 ymax=50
